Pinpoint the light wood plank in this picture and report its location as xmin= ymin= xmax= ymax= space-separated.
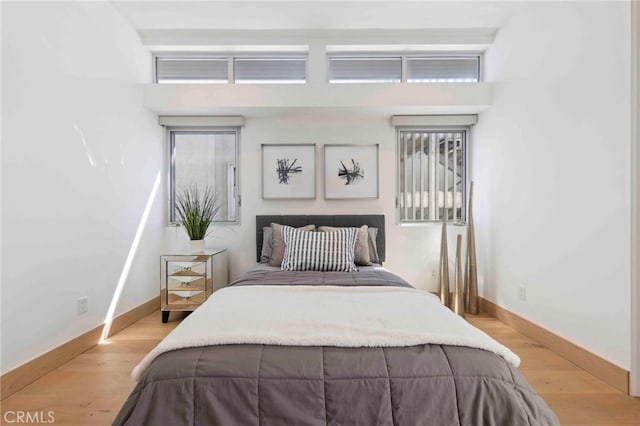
xmin=523 ymin=370 xmax=621 ymax=394
xmin=479 ymin=297 xmax=630 ymax=393
xmin=0 ymin=296 xmax=160 ymax=399
xmin=540 ymin=394 xmax=640 ymax=424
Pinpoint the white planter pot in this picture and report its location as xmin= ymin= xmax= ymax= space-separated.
xmin=189 ymin=239 xmax=205 ymax=253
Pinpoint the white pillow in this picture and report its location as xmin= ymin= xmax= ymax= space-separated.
xmin=281 ymin=226 xmax=358 ymax=272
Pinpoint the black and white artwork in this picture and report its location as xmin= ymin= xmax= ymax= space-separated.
xmin=324 ymin=145 xmax=379 ymax=199
xmin=276 ymin=158 xmax=302 ymax=184
xmin=338 ymin=159 xmax=364 ymax=185
xmin=262 ymin=144 xmax=316 ymax=199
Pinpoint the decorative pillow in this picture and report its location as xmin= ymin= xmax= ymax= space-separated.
xmin=282 ymin=225 xmax=358 ymax=272
xmin=367 ymin=227 xmax=380 ymax=264
xmin=260 ymin=227 xmax=273 ymax=263
xmin=318 ymin=225 xmax=372 ymax=266
xmin=268 ymin=223 xmax=316 ymax=267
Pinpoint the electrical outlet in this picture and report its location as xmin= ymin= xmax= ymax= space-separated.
xmin=431 ymin=269 xmax=437 ymax=279
xmin=77 ymin=297 xmax=88 ymax=315
xmin=518 ymin=286 xmax=527 ymax=302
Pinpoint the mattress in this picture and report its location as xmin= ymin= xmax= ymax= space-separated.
xmin=114 ymin=268 xmax=558 ymax=426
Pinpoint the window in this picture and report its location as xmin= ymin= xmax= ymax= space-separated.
xmin=154 ymin=54 xmax=308 ymax=84
xmin=407 ymin=56 xmax=480 ymax=83
xmin=155 ymin=57 xmax=228 ymax=84
xmin=397 ymin=129 xmax=467 ymax=223
xmin=234 ymin=57 xmax=306 ymax=84
xmin=155 ymin=52 xmax=480 ymax=84
xmin=328 ymin=54 xmax=481 ymax=84
xmin=169 ymin=128 xmax=240 ymax=223
xmin=328 ymin=56 xmax=402 ymax=83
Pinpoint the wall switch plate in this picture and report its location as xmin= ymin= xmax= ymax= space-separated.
xmin=77 ymin=297 xmax=88 ymax=315
xmin=518 ymin=286 xmax=527 ymax=302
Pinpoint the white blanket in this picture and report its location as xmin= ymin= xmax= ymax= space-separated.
xmin=132 ymin=285 xmax=520 ymax=381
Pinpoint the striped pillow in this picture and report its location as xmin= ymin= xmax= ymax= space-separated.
xmin=281 ymin=226 xmax=358 ymax=272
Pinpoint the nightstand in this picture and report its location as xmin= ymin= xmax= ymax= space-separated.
xmin=160 ymin=249 xmax=228 ymax=323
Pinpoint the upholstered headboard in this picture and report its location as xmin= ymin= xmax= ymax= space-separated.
xmin=256 ymin=215 xmax=386 ymax=264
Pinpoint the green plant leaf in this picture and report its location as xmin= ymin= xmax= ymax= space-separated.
xmin=175 ymin=185 xmax=221 ymax=240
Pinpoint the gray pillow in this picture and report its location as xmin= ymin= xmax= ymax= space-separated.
xmin=268 ymin=223 xmax=316 ymax=267
xmin=260 ymin=227 xmax=273 ymax=263
xmin=368 ymin=227 xmax=380 ymax=264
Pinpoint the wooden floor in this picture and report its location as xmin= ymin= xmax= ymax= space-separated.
xmin=2 ymin=312 xmax=639 ymax=425
xmin=466 ymin=315 xmax=640 ymax=425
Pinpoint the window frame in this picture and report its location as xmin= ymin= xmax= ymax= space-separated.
xmin=167 ymin=126 xmax=241 ymax=225
xmin=327 ymin=52 xmax=482 ymax=84
xmin=326 ymin=54 xmax=403 ymax=84
xmin=406 ymin=55 xmax=481 ymax=83
xmin=153 ymin=52 xmax=309 ymax=85
xmin=395 ymin=126 xmax=469 ymax=225
xmin=232 ymin=55 xmax=308 ymax=84
xmin=154 ymin=53 xmax=230 ymax=84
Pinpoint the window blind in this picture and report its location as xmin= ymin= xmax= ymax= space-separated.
xmin=234 ymin=57 xmax=306 ymax=83
xmin=407 ymin=57 xmax=479 ymax=83
xmin=159 ymin=116 xmax=245 ymax=127
xmin=329 ymin=57 xmax=402 ymax=83
xmin=156 ymin=57 xmax=228 ymax=83
xmin=398 ymin=130 xmax=466 ymax=222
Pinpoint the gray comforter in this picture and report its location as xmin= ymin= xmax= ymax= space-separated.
xmin=229 ymin=268 xmax=413 ymax=288
xmin=114 ymin=270 xmax=559 ymax=426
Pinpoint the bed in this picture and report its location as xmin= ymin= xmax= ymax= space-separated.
xmin=114 ymin=215 xmax=558 ymax=426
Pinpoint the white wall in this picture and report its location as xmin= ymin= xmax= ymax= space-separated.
xmin=472 ymin=1 xmax=631 ymax=368
xmin=142 ymin=83 xmax=493 ymax=116
xmin=1 ymin=2 xmax=163 ymax=373
xmin=163 ymin=111 xmax=463 ymax=290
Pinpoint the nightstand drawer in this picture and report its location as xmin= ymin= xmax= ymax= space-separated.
xmin=160 ymin=249 xmax=228 ymax=322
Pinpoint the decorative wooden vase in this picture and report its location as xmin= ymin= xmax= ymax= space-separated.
xmin=452 ymin=234 xmax=465 ymax=317
xmin=464 ymin=182 xmax=479 ymax=314
xmin=437 ymin=212 xmax=450 ymax=307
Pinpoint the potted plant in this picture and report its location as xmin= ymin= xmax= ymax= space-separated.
xmin=175 ymin=186 xmax=220 ymax=252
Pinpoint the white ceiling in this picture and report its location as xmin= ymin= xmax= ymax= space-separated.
xmin=110 ymin=1 xmax=513 ymax=31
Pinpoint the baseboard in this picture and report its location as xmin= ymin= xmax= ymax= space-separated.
xmin=480 ymin=297 xmax=629 ymax=394
xmin=0 ymin=296 xmax=160 ymax=400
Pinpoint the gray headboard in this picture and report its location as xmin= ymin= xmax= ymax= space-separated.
xmin=256 ymin=215 xmax=386 ymax=264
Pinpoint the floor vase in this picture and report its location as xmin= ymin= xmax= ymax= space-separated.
xmin=437 ymin=215 xmax=450 ymax=307
xmin=464 ymin=182 xmax=479 ymax=314
xmin=452 ymin=234 xmax=465 ymax=316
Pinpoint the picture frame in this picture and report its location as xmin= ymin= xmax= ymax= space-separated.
xmin=324 ymin=144 xmax=379 ymax=199
xmin=262 ymin=144 xmax=316 ymax=199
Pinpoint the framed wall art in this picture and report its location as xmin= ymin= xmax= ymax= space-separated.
xmin=324 ymin=144 xmax=379 ymax=199
xmin=262 ymin=144 xmax=316 ymax=199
